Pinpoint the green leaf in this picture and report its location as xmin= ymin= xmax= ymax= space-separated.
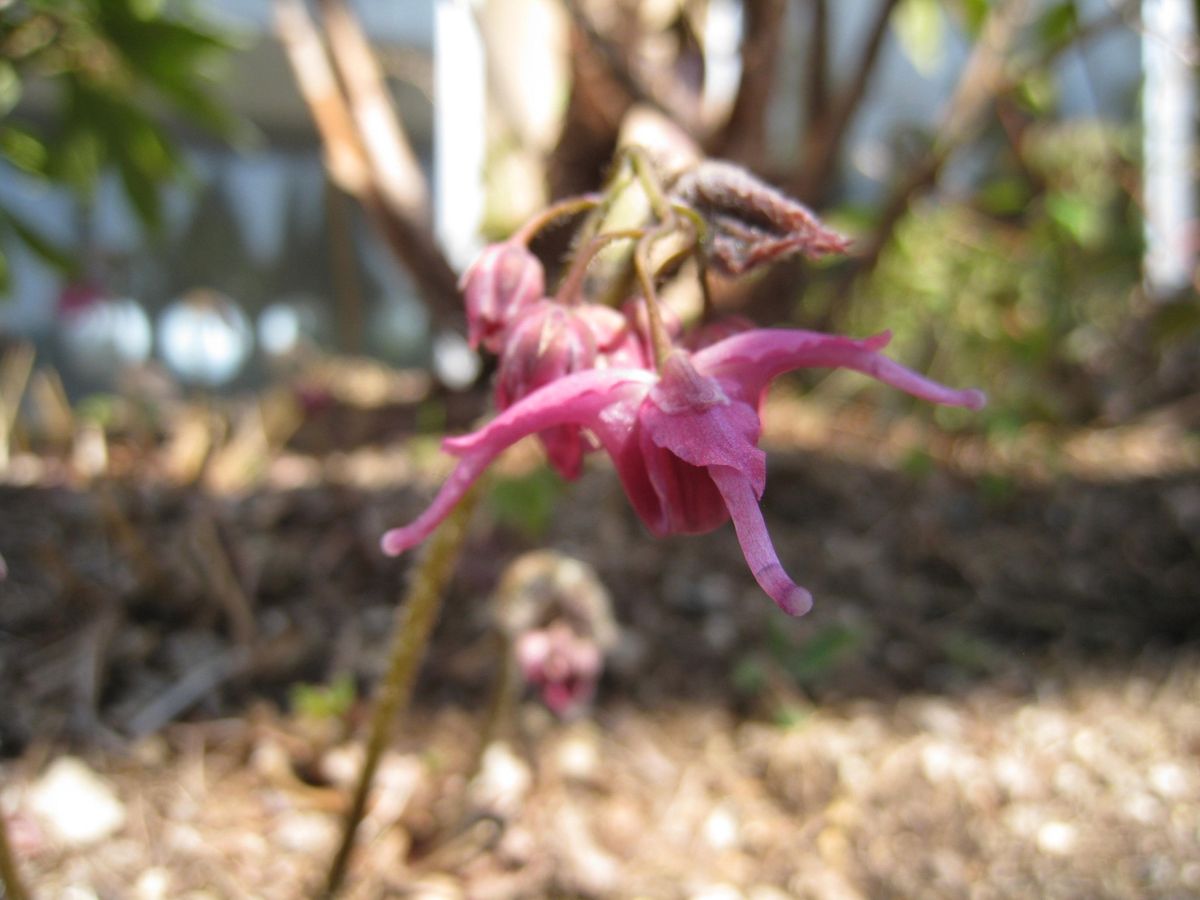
xmin=95 ymin=9 xmax=240 ymax=137
xmin=290 ymin=674 xmax=357 ymax=720
xmin=0 ymin=61 xmax=22 ymax=117
xmin=977 ymin=176 xmax=1033 ymax=216
xmin=1038 ymin=1 xmax=1079 ymax=46
xmin=488 ymin=467 xmax=564 ymax=539
xmin=894 ymin=0 xmax=946 ymax=76
xmin=0 ymin=247 xmax=10 ymax=296
xmin=959 ymin=0 xmax=991 ymax=35
xmin=2 ymin=210 xmax=76 ymax=273
xmin=731 ymin=657 xmax=768 ymax=696
xmin=1016 ymin=70 xmax=1058 ymax=115
xmin=768 ymin=620 xmax=863 ymax=686
xmin=0 ymin=125 xmax=49 ymax=176
xmin=1046 ymin=191 xmax=1101 ymax=246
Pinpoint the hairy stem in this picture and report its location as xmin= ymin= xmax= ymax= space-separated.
xmin=512 ymin=194 xmax=602 ymax=245
xmin=320 ymin=485 xmax=482 ymax=898
xmin=634 ymin=224 xmax=677 ymax=368
xmin=554 ymin=228 xmax=644 ymax=304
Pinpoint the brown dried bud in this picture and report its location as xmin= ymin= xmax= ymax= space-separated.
xmin=670 ymin=160 xmax=851 ymax=276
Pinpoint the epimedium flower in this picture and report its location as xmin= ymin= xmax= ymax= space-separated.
xmin=494 ymin=299 xmax=626 ymax=479
xmin=460 ymin=240 xmax=545 ymax=352
xmin=382 ymin=328 xmax=985 ymax=616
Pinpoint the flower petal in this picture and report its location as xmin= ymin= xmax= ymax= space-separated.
xmin=709 ymin=465 xmax=814 ymax=616
xmin=381 ymin=448 xmax=495 ymax=555
xmin=444 ymin=368 xmax=655 ymax=454
xmin=693 ymin=329 xmax=986 ymax=411
xmin=643 ymin=351 xmax=766 ymax=492
xmin=382 ymin=368 xmax=654 ymax=556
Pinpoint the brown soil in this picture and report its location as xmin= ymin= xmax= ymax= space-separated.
xmin=2 ymin=394 xmax=1199 ymax=899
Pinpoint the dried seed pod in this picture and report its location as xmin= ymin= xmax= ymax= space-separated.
xmin=670 ymin=160 xmax=851 ymax=276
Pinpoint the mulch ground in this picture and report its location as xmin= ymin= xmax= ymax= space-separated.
xmin=2 ymin=391 xmax=1198 ymax=899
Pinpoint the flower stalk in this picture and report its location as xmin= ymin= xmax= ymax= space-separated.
xmin=554 ymin=228 xmax=644 ymax=306
xmin=321 ymin=483 xmax=482 ymax=898
xmin=512 ymin=193 xmax=601 ymax=245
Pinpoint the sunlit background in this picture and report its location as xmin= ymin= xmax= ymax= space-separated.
xmin=2 ymin=0 xmax=1186 ymax=416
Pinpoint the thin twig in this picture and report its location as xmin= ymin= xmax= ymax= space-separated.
xmin=320 ymin=485 xmax=482 ymax=898
xmin=708 ymin=0 xmax=787 ymax=165
xmin=794 ymin=0 xmax=902 ymax=204
xmin=191 ymin=506 xmax=258 ymax=648
xmin=561 ymin=0 xmax=704 ymax=138
xmin=123 ymin=646 xmax=251 ymax=738
xmin=274 ymin=0 xmax=461 ymax=326
xmin=805 ymin=0 xmax=831 ymax=131
xmin=318 ymin=0 xmax=430 ymax=222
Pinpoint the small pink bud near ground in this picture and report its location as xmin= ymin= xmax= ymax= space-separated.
xmin=495 ymin=551 xmax=617 ymax=717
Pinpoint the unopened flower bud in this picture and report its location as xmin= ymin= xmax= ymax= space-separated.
xmin=460 ymin=242 xmax=545 ymax=352
xmin=496 ymin=301 xmax=599 ymax=478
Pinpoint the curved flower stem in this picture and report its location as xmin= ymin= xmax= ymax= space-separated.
xmin=0 ymin=801 xmax=30 ymax=900
xmin=554 ymin=228 xmax=644 ymax=305
xmin=512 ymin=194 xmax=601 ymax=245
xmin=634 ymin=224 xmax=677 ymax=368
xmin=671 ymin=203 xmax=715 ymax=322
xmin=626 ymin=146 xmax=673 ymax=221
xmin=320 ymin=484 xmax=482 ymax=899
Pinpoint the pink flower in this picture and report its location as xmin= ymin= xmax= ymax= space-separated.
xmin=460 ymin=242 xmax=545 ymax=352
xmin=382 ymin=330 xmax=985 ymax=616
xmin=514 ymin=621 xmax=604 ymax=717
xmin=494 ymin=300 xmax=631 ymax=479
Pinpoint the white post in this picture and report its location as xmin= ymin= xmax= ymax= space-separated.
xmin=432 ymin=0 xmax=486 ymax=388
xmin=434 ymin=0 xmax=486 ymax=271
xmin=1142 ymin=0 xmax=1197 ymax=299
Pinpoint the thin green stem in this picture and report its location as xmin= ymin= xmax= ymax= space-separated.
xmin=671 ymin=203 xmax=715 ymax=322
xmin=634 ymin=224 xmax=676 ymax=368
xmin=627 ymin=147 xmax=673 ymax=221
xmin=512 ymin=194 xmax=601 ymax=245
xmin=0 ymin=799 xmax=30 ymax=900
xmin=320 ymin=485 xmax=482 ymax=898
xmin=554 ymin=228 xmax=644 ymax=305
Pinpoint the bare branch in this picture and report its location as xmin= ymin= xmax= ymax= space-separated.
xmin=805 ymin=0 xmax=830 ymax=129
xmin=273 ymin=0 xmax=460 ymax=325
xmin=707 ymin=0 xmax=787 ymax=166
xmin=561 ymin=0 xmax=704 ymax=139
xmin=318 ymin=0 xmax=430 ymax=222
xmin=793 ymin=0 xmax=902 ymax=204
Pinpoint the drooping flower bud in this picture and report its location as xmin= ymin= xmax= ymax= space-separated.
xmin=460 ymin=241 xmax=545 ymax=352
xmin=495 ymin=301 xmax=600 ymax=478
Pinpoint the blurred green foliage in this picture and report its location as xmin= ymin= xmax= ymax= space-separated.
xmin=0 ymin=0 xmax=239 ymax=293
xmin=488 ymin=467 xmax=565 ymax=540
xmin=290 ymin=673 xmax=357 ymax=721
xmin=843 ymin=121 xmax=1142 ymax=428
